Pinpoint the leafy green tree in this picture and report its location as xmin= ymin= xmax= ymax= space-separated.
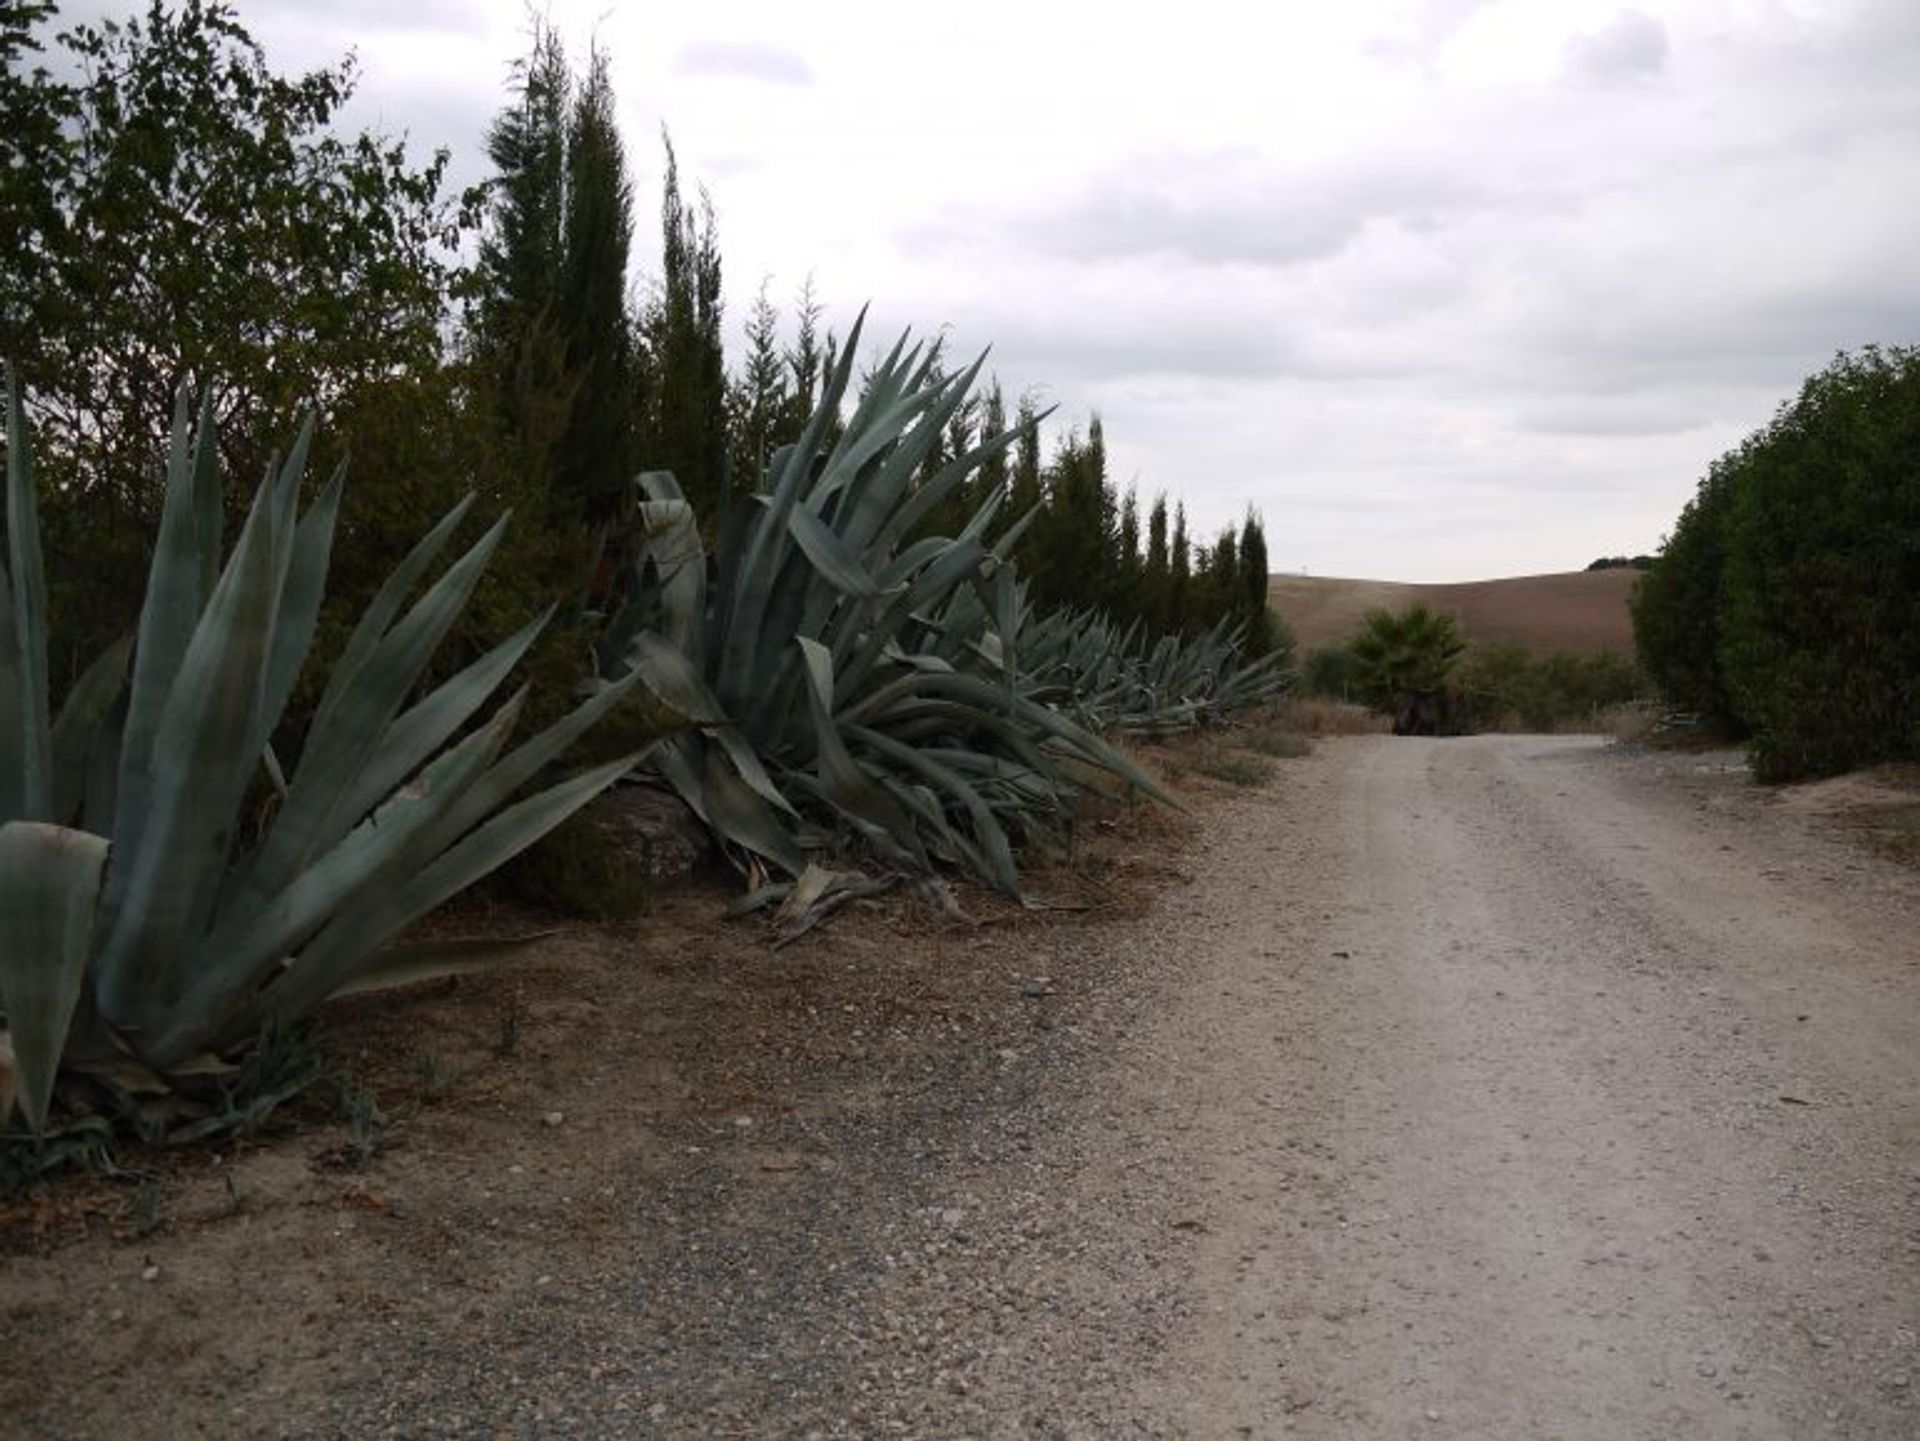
xmin=2 ymin=0 xmax=474 ymax=671
xmin=1348 ymin=604 xmax=1467 ymax=735
xmin=1719 ymin=346 xmax=1920 ymax=778
xmin=2 ymin=0 xmax=469 ymax=471
xmin=1630 ymin=455 xmax=1744 ymax=732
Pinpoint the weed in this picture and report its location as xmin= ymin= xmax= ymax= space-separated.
xmin=125 ymin=1179 xmax=166 ymax=1237
xmin=1239 ymin=723 xmax=1311 ymax=758
xmin=496 ymin=1009 xmax=522 ymax=1058
xmin=337 ymin=1084 xmax=384 ymax=1168
xmin=1193 ymin=745 xmax=1277 ymax=787
xmin=416 ymin=1053 xmax=447 ymax=1102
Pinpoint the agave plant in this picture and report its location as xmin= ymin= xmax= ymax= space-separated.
xmin=0 ymin=382 xmax=641 ymax=1134
xmin=595 ymin=312 xmax=1165 ymax=894
xmin=1010 ymin=605 xmax=1291 ymax=735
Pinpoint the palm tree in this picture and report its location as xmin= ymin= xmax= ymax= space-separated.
xmin=1348 ymin=604 xmax=1467 ymax=735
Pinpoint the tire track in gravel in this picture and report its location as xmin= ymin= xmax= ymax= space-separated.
xmin=1131 ymin=735 xmax=1920 ymax=1440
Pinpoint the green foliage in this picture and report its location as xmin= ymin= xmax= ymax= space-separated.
xmin=595 ymin=315 xmax=1168 ymax=895
xmin=1301 ymin=644 xmax=1364 ymax=700
xmin=1 ymin=386 xmax=637 ymax=1134
xmin=1630 ymin=457 xmax=1744 ymax=731
xmin=1012 ymin=608 xmax=1291 ymax=736
xmin=471 ymin=27 xmax=638 ymax=527
xmin=640 ymin=136 xmax=731 ymax=522
xmin=1347 ymin=604 xmax=1468 ymax=735
xmin=1458 ymin=643 xmax=1645 ymax=732
xmin=1635 ymin=346 xmax=1920 ymax=779
xmin=1 ymin=0 xmax=470 ymax=479
xmin=1721 ymin=347 xmax=1920 ymax=779
xmin=3 ymin=0 xmax=476 ymax=678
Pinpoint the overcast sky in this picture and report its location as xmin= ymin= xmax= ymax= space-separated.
xmin=69 ymin=0 xmax=1920 ymax=580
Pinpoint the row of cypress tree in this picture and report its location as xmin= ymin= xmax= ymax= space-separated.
xmin=467 ymin=23 xmax=1282 ymax=656
xmin=1631 ymin=345 xmax=1920 ymax=780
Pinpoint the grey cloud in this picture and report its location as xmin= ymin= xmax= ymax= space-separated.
xmin=675 ymin=41 xmax=813 ymax=87
xmin=1011 ymin=154 xmax=1474 ymax=270
xmin=1514 ymin=400 xmax=1707 ymax=439
xmin=1565 ymin=10 xmax=1668 ymax=84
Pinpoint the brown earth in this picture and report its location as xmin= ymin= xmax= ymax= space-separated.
xmin=1268 ymin=569 xmax=1640 ymax=654
xmin=5 ymin=728 xmax=1919 ymax=1439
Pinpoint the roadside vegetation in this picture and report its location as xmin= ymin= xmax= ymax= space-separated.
xmin=1302 ymin=608 xmax=1644 ymax=736
xmin=0 ymin=2 xmax=1291 ymax=1156
xmin=1632 ymin=346 xmax=1920 ymax=781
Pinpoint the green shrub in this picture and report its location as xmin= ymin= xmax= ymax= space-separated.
xmin=1460 ymin=644 xmax=1645 ymax=732
xmin=1631 ymin=456 xmax=1745 ymax=733
xmin=1720 ymin=347 xmax=1920 ymax=780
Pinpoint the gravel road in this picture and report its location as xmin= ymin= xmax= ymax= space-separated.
xmin=9 ymin=733 xmax=1919 ymax=1440
xmin=1131 ymin=735 xmax=1920 ymax=1439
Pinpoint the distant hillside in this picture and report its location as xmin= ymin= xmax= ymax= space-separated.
xmin=1268 ymin=569 xmax=1639 ymax=655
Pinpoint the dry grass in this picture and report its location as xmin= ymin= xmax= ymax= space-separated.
xmin=1270 ymin=569 xmax=1638 ymax=655
xmin=1281 ymin=697 xmax=1390 ymax=736
xmin=1595 ymin=700 xmax=1660 ymax=744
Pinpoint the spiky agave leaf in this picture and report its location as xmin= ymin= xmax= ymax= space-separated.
xmin=0 ymin=386 xmax=635 ymax=1129
xmin=596 ymin=319 xmax=1186 ymax=893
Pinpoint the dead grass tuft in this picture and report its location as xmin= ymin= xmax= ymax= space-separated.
xmin=1281 ymin=697 xmax=1389 ymax=736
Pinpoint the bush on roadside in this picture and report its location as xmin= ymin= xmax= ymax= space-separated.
xmin=1459 ymin=644 xmax=1645 ymax=733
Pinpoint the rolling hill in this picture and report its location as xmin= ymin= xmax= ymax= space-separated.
xmin=1268 ymin=568 xmax=1640 ymax=655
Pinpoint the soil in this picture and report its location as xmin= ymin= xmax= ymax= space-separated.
xmin=1267 ymin=570 xmax=1637 ymax=654
xmin=4 ymin=734 xmax=1919 ymax=1439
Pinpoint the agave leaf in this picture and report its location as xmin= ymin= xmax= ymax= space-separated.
xmin=848 ymin=725 xmax=1019 ymax=893
xmin=268 ymin=753 xmax=638 ymax=1025
xmin=252 ymin=460 xmax=342 ymax=764
xmin=650 ymin=734 xmax=710 ymax=825
xmin=306 ymin=493 xmax=476 ymax=744
xmin=325 ymin=608 xmax=550 ymax=849
xmin=699 ymin=744 xmax=806 ymax=877
xmin=0 ymin=552 xmax=23 ymax=823
xmin=0 ymin=821 xmax=109 ymax=1133
xmin=246 ymin=512 xmax=509 ymax=898
xmin=785 ymin=504 xmax=881 ymax=599
xmin=94 ymin=465 xmax=287 ymax=1027
xmin=5 ymin=378 xmax=52 ymax=821
xmin=710 ymin=723 xmax=798 ymax=815
xmin=795 ymin=638 xmax=923 ymax=871
xmin=624 ymin=629 xmax=729 ymax=725
xmin=716 ymin=310 xmax=865 ymax=710
xmin=631 ymin=482 xmax=706 ymax=657
xmin=146 ymin=695 xmax=525 ymax=1066
xmin=397 ymin=669 xmax=643 ymax=871
xmin=189 ymin=390 xmax=222 ymax=606
xmin=110 ymin=389 xmax=215 ymax=881
xmin=49 ymin=636 xmax=132 ymax=826
xmin=330 ymin=930 xmax=560 ymax=1001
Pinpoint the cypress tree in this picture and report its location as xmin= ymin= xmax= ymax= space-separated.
xmin=1144 ymin=494 xmax=1170 ymax=634
xmin=1170 ymin=503 xmax=1192 ymax=632
xmin=640 ymin=134 xmax=729 ymax=519
xmin=727 ymin=281 xmax=790 ymax=491
xmin=474 ymin=23 xmax=572 ymax=471
xmin=554 ymin=43 xmax=637 ymax=523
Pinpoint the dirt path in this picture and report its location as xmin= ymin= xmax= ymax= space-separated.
xmin=1135 ymin=735 xmax=1920 ymax=1438
xmin=6 ymin=734 xmax=1919 ymax=1439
